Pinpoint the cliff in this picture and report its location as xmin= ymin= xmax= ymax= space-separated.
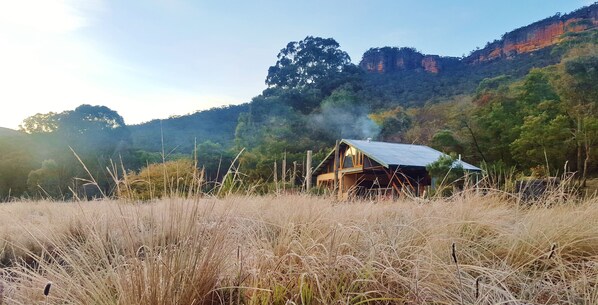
xmin=360 ymin=3 xmax=598 ymax=73
xmin=467 ymin=3 xmax=598 ymax=64
xmin=359 ymin=47 xmax=459 ymax=74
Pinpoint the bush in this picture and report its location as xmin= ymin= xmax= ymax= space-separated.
xmin=118 ymin=159 xmax=201 ymax=200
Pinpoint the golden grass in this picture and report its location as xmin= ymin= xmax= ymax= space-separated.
xmin=0 ymin=194 xmax=597 ymax=304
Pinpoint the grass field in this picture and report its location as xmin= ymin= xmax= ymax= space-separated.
xmin=0 ymin=193 xmax=597 ymax=304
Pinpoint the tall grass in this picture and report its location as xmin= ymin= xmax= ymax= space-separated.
xmin=0 ymin=194 xmax=597 ymax=304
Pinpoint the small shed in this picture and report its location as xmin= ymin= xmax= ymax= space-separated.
xmin=313 ymin=139 xmax=481 ymax=200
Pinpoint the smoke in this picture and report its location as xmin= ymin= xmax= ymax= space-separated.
xmin=309 ymin=103 xmax=380 ymax=140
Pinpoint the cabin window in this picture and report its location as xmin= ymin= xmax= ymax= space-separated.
xmin=343 ymin=147 xmax=363 ymax=168
xmin=344 ymin=155 xmax=353 ymax=168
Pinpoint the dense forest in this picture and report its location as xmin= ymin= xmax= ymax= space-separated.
xmin=1 ymin=4 xmax=597 ymax=200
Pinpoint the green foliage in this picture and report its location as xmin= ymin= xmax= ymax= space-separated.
xmin=266 ymin=36 xmax=353 ymax=90
xmin=511 ymin=114 xmax=573 ymax=170
xmin=10 ymin=104 xmax=135 ymax=199
xmin=196 ymin=141 xmax=232 ymax=181
xmin=131 ymin=104 xmax=249 ymax=154
xmin=27 ymin=160 xmax=64 ymax=199
xmin=0 ymin=135 xmax=36 ymax=200
xmin=369 ymin=107 xmax=411 ymax=142
xmin=476 ymin=75 xmax=512 ymax=93
xmin=19 ymin=112 xmax=60 ymax=133
xmin=3 ymin=31 xmax=598 ymax=198
xmin=359 ymin=46 xmax=563 ymax=110
xmin=463 ymin=49 xmax=598 ymax=178
xmin=430 ymin=130 xmax=463 ymax=155
xmin=426 ymin=154 xmax=465 ymax=186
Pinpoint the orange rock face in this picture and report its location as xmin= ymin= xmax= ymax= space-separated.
xmin=359 ymin=4 xmax=598 ymax=72
xmin=421 ymin=56 xmax=439 ymax=73
xmin=470 ymin=6 xmax=598 ymax=64
xmin=359 ymin=47 xmax=454 ymax=74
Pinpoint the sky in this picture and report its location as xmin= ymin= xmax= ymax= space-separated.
xmin=0 ymin=0 xmax=594 ymax=129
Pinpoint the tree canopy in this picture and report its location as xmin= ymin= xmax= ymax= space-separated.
xmin=265 ymin=36 xmax=353 ymax=90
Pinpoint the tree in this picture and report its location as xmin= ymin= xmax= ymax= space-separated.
xmin=430 ymin=130 xmax=464 ymax=155
xmin=507 ymin=69 xmax=573 ymax=174
xmin=470 ymin=70 xmax=558 ymax=167
xmin=510 ymin=114 xmax=573 ymax=173
xmin=426 ymin=154 xmax=465 ymax=196
xmin=27 ymin=159 xmax=64 ymax=199
xmin=61 ymin=104 xmax=127 ymax=134
xmin=196 ymin=141 xmax=232 ymax=181
xmin=19 ymin=112 xmax=60 ymax=133
xmin=17 ymin=105 xmax=134 ymax=197
xmin=555 ymin=51 xmax=598 ymax=183
xmin=19 ymin=105 xmax=127 ymax=135
xmin=369 ymin=107 xmax=412 ymax=142
xmin=265 ymin=36 xmax=352 ymax=90
xmin=0 ymin=136 xmax=36 ymax=199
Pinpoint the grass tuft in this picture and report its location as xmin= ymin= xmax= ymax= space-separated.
xmin=0 ymin=194 xmax=597 ymax=304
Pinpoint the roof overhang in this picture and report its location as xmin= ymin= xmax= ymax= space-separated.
xmin=313 ymin=139 xmax=482 ymax=177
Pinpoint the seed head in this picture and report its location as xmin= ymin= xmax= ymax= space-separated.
xmin=451 ymin=242 xmax=458 ymax=264
xmin=44 ymin=282 xmax=52 ymax=297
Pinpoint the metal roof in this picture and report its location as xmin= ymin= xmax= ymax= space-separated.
xmin=314 ymin=139 xmax=481 ymax=174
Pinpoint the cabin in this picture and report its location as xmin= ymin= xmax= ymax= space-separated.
xmin=313 ymin=139 xmax=481 ymax=200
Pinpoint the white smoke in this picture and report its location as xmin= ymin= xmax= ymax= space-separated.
xmin=309 ymin=103 xmax=380 ymax=140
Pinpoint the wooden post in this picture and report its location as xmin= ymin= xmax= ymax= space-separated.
xmin=292 ymin=161 xmax=297 ymax=187
xmin=282 ymin=153 xmax=287 ymax=191
xmin=306 ymin=150 xmax=312 ymax=193
xmin=273 ymin=160 xmax=278 ymax=193
xmin=333 ymin=140 xmax=340 ymax=197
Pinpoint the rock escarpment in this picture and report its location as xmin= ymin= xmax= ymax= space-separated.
xmin=360 ymin=3 xmax=598 ymax=73
xmin=467 ymin=4 xmax=598 ymax=64
xmin=359 ymin=47 xmax=459 ymax=74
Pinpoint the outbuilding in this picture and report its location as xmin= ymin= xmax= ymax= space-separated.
xmin=313 ymin=139 xmax=481 ymax=200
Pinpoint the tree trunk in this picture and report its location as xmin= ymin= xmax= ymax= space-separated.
xmin=464 ymin=120 xmax=487 ymax=163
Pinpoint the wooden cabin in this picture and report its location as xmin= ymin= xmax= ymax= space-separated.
xmin=313 ymin=139 xmax=481 ymax=200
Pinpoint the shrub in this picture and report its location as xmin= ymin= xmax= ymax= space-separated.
xmin=118 ymin=159 xmax=200 ymax=200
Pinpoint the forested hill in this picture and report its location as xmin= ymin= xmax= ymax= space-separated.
xmin=129 ymin=3 xmax=598 ymax=153
xmin=129 ymin=104 xmax=249 ymax=153
xmin=358 ymin=3 xmax=598 ymax=107
xmin=361 ymin=3 xmax=598 ymax=73
xmin=0 ymin=127 xmax=22 ymax=137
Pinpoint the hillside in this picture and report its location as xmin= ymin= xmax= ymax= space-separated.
xmin=467 ymin=4 xmax=598 ymax=63
xmin=129 ymin=4 xmax=598 ymax=153
xmin=357 ymin=3 xmax=598 ymax=108
xmin=361 ymin=4 xmax=598 ymax=73
xmin=0 ymin=127 xmax=22 ymax=138
xmin=129 ymin=104 xmax=249 ymax=153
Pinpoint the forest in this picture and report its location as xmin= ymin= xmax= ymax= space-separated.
xmin=0 ymin=22 xmax=597 ymax=200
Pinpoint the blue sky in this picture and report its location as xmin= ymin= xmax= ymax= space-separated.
xmin=0 ymin=0 xmax=593 ymax=129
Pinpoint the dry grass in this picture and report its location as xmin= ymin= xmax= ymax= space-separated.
xmin=0 ymin=194 xmax=597 ymax=304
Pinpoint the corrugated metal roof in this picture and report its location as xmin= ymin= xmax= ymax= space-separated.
xmin=343 ymin=139 xmax=481 ymax=171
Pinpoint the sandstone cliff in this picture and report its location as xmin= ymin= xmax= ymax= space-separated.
xmin=359 ymin=47 xmax=459 ymax=74
xmin=467 ymin=3 xmax=598 ymax=64
xmin=360 ymin=3 xmax=598 ymax=73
